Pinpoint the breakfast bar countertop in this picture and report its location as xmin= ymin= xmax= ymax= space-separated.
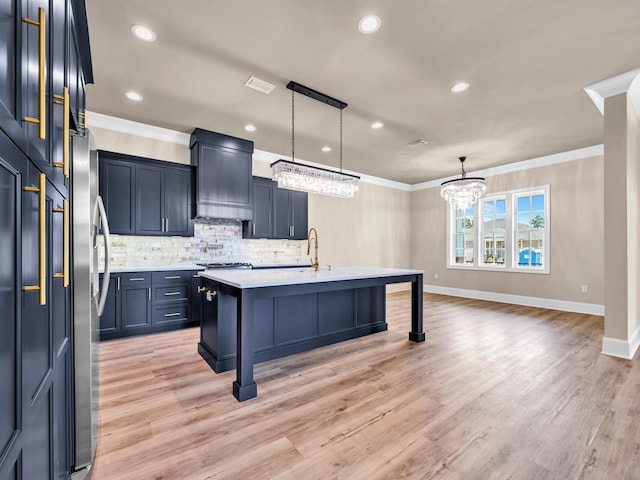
xmin=198 ymin=265 xmax=423 ymax=289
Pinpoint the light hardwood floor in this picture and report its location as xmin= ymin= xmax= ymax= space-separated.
xmin=90 ymin=292 xmax=639 ymax=480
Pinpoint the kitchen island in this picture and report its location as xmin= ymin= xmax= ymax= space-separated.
xmin=198 ymin=266 xmax=425 ymax=402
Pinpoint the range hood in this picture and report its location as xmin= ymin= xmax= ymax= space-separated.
xmin=190 ymin=128 xmax=254 ymax=221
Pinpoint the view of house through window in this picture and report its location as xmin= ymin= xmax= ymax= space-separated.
xmin=448 ymin=186 xmax=549 ymax=273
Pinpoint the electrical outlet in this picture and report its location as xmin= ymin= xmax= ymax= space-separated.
xmin=434 ymin=273 xmax=439 ymax=280
xmin=581 ymin=285 xmax=589 ymax=293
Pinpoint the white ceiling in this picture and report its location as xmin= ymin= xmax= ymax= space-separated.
xmin=84 ymin=0 xmax=640 ymax=184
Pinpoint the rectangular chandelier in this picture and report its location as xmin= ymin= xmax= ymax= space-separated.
xmin=271 ymin=159 xmax=360 ymax=198
xmin=272 ymin=81 xmax=360 ymax=199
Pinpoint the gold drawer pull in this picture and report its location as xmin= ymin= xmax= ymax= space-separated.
xmin=53 ymin=87 xmax=70 ymax=178
xmin=164 ymin=275 xmax=181 ymax=279
xmin=52 ymin=199 xmax=69 ymax=287
xmin=197 ymin=286 xmax=206 ymax=293
xmin=22 ymin=8 xmax=46 ymax=139
xmin=164 ymin=292 xmax=181 ymax=296
xmin=23 ymin=173 xmax=46 ymax=304
xmin=128 ymin=277 xmax=145 ymax=281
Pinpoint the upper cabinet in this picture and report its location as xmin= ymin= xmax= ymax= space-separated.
xmin=99 ymin=150 xmax=195 ymax=237
xmin=243 ymin=176 xmax=308 ymax=240
xmin=0 ymin=0 xmax=91 ymax=196
xmin=189 ymin=128 xmax=253 ymax=221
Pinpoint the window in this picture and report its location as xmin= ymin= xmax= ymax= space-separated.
xmin=453 ymin=207 xmax=475 ymax=265
xmin=447 ymin=186 xmax=549 ymax=273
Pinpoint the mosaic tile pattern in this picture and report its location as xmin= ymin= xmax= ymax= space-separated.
xmin=98 ymin=219 xmax=306 ymax=268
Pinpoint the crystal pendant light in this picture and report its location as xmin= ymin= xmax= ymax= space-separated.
xmin=271 ymin=81 xmax=359 ymax=198
xmin=440 ymin=156 xmax=487 ymax=210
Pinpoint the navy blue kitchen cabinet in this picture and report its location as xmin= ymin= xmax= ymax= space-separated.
xmin=98 ymin=274 xmax=121 ymax=340
xmin=246 ymin=176 xmax=274 ymax=237
xmin=99 ymin=150 xmax=194 ymax=237
xmin=99 ymin=155 xmax=136 ymax=234
xmin=0 ymin=1 xmax=91 ymax=477
xmin=121 ymin=273 xmax=153 ymax=334
xmin=99 ymin=270 xmax=201 ymax=340
xmin=243 ymin=176 xmax=308 ymax=240
xmin=189 ymin=128 xmax=254 ymax=221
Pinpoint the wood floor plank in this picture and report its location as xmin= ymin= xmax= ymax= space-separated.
xmin=90 ymin=292 xmax=640 ymax=480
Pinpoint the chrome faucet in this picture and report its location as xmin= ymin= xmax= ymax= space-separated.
xmin=307 ymin=227 xmax=319 ymax=271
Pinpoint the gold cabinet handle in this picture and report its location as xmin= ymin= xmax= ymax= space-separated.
xmin=164 ymin=292 xmax=181 ymax=296
xmin=161 ymin=218 xmax=165 ymax=232
xmin=53 ymin=87 xmax=70 ymax=177
xmin=52 ymin=199 xmax=69 ymax=287
xmin=23 ymin=173 xmax=46 ymax=305
xmin=197 ymin=286 xmax=206 ymax=293
xmin=128 ymin=277 xmax=145 ymax=281
xmin=165 ymin=218 xmax=169 ymax=232
xmin=22 ymin=8 xmax=46 ymax=139
xmin=164 ymin=275 xmax=181 ymax=279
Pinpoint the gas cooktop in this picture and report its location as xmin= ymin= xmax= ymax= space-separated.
xmin=197 ymin=262 xmax=253 ymax=269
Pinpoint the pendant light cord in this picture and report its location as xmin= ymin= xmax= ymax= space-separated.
xmin=291 ymin=88 xmax=295 ymax=163
xmin=340 ymin=109 xmax=343 ymax=173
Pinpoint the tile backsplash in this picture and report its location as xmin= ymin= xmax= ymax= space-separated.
xmin=98 ymin=219 xmax=306 ymax=268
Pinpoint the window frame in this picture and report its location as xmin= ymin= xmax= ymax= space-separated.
xmin=446 ymin=185 xmax=550 ymax=274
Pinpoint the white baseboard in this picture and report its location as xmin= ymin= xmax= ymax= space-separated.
xmin=424 ymin=284 xmax=605 ymax=316
xmin=602 ymin=326 xmax=640 ymax=360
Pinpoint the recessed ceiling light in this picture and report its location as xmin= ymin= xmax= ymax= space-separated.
xmin=125 ymin=91 xmax=143 ymax=101
xmin=451 ymin=82 xmax=470 ymax=93
xmin=244 ymin=124 xmax=256 ymax=132
xmin=358 ymin=15 xmax=381 ymax=34
xmin=371 ymin=121 xmax=384 ymax=129
xmin=131 ymin=25 xmax=156 ymax=42
xmin=321 ymin=146 xmax=332 ymax=152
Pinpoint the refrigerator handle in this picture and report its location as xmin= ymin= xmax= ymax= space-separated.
xmin=96 ymin=195 xmax=111 ymax=316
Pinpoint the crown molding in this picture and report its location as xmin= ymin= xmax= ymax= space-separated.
xmin=584 ymin=68 xmax=640 ymax=115
xmin=409 ymin=144 xmax=604 ymax=191
xmin=87 ymin=111 xmax=191 ymax=145
xmin=87 ymin=111 xmax=603 ymax=194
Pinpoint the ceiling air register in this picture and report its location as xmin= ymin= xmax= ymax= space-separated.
xmin=271 ymin=81 xmax=359 ymax=198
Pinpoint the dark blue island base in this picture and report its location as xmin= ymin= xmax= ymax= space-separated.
xmin=197 ymin=269 xmax=424 ymax=402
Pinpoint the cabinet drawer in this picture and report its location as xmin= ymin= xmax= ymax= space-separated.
xmin=153 ymin=285 xmax=189 ymax=304
xmin=152 ymin=270 xmax=194 ymax=284
xmin=121 ymin=272 xmax=151 ymax=286
xmin=152 ymin=304 xmax=191 ymax=326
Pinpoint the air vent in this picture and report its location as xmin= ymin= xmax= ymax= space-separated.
xmin=244 ymin=76 xmax=276 ymax=94
xmin=406 ymin=139 xmax=429 ymax=148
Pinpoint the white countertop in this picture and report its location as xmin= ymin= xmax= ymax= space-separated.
xmin=199 ymin=266 xmax=423 ymax=289
xmin=103 ymin=264 xmax=205 ymax=273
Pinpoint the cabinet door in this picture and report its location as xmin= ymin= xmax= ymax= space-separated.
xmin=290 ymin=190 xmax=308 ymax=240
xmin=99 ymin=275 xmax=120 ymax=340
xmin=121 ymin=285 xmax=152 ymax=333
xmin=48 ymin=0 xmax=68 ymax=194
xmin=0 ymin=134 xmax=24 ymax=480
xmin=273 ymin=185 xmax=290 ymax=238
xmin=136 ymin=164 xmax=164 ymax=235
xmin=164 ymin=167 xmax=193 ymax=236
xmin=22 ymin=0 xmax=52 ymax=169
xmin=49 ymin=178 xmax=71 ymax=480
xmin=0 ymin=1 xmax=27 ymax=148
xmin=251 ymin=178 xmax=274 ymax=238
xmin=100 ymin=157 xmax=136 ymax=234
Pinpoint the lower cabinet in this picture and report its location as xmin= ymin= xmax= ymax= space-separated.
xmin=99 ymin=269 xmax=201 ymax=340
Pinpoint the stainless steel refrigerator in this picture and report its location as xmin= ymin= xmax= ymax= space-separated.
xmin=71 ymin=130 xmax=111 ymax=479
